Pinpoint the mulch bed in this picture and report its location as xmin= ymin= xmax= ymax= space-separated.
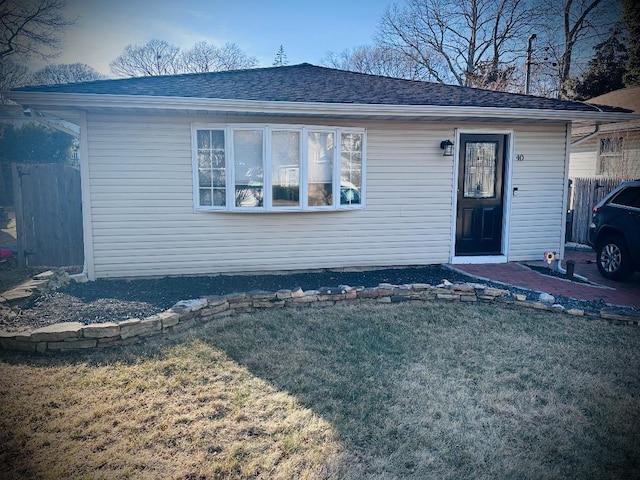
xmin=3 ymin=266 xmax=474 ymax=331
xmin=1 ymin=264 xmax=635 ymax=333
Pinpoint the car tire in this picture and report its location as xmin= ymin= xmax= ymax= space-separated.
xmin=596 ymin=235 xmax=634 ymax=280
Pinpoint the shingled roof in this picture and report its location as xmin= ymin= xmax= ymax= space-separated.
xmin=11 ymin=63 xmax=628 ymax=114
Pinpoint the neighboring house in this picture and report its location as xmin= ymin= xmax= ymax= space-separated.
xmin=570 ymin=87 xmax=640 ymax=178
xmin=6 ymin=64 xmax=636 ymax=280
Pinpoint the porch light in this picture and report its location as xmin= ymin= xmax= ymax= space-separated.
xmin=440 ymin=139 xmax=454 ymax=156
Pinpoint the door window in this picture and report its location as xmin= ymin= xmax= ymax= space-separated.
xmin=463 ymin=142 xmax=498 ymax=199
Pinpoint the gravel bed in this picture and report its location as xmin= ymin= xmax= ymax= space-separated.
xmin=1 ymin=265 xmax=633 ymax=332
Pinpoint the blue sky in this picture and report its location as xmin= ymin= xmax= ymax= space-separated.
xmin=45 ymin=0 xmax=394 ymax=75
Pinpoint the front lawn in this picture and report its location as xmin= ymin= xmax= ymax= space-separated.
xmin=1 ymin=302 xmax=639 ymax=479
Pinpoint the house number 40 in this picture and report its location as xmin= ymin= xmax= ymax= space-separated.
xmin=516 ymin=154 xmax=525 ymax=161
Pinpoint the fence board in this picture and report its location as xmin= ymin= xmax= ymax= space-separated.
xmin=569 ymin=177 xmax=631 ymax=244
xmin=12 ymin=163 xmax=83 ymax=267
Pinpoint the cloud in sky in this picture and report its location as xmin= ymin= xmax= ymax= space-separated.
xmin=27 ymin=0 xmax=391 ymax=75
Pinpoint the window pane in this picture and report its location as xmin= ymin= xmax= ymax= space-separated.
xmin=211 ymin=169 xmax=225 ymax=187
xmin=197 ymin=130 xmax=211 ymax=149
xmin=199 ymin=189 xmax=212 ymax=206
xmin=271 ymin=131 xmax=300 ymax=207
xmin=598 ymin=137 xmax=624 ymax=175
xmin=600 ymin=137 xmax=623 ymax=154
xmin=463 ymin=142 xmax=497 ymax=198
xmin=213 ymin=151 xmax=225 ymax=168
xmin=198 ymin=150 xmax=212 ymax=170
xmin=308 ymin=132 xmax=334 ymax=206
xmin=211 ymin=130 xmax=225 ymax=150
xmin=234 ymin=130 xmax=264 ymax=207
xmin=212 ymin=189 xmax=226 ymax=207
xmin=197 ymin=129 xmax=225 ymax=207
xmin=612 ymin=186 xmax=640 ymax=208
xmin=198 ymin=170 xmax=212 ymax=187
xmin=340 ymin=133 xmax=362 ymax=205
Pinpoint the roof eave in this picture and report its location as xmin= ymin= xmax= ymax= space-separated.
xmin=6 ymin=91 xmax=639 ymax=124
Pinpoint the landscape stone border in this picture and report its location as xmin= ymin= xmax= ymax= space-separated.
xmin=1 ymin=281 xmax=638 ymax=354
xmin=0 ymin=270 xmax=70 ymax=308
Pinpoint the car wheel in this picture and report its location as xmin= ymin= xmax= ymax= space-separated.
xmin=596 ymin=235 xmax=634 ymax=280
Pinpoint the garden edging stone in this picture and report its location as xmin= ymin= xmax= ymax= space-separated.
xmin=1 ymin=280 xmax=638 ymax=354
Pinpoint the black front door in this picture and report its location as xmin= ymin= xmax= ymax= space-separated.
xmin=455 ymin=134 xmax=506 ymax=256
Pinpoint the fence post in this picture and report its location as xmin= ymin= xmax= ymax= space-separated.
xmin=11 ymin=163 xmax=26 ymax=267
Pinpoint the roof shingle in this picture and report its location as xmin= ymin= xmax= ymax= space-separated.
xmin=11 ymin=63 xmax=629 ymax=113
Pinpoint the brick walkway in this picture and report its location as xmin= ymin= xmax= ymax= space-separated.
xmin=451 ymin=250 xmax=640 ymax=308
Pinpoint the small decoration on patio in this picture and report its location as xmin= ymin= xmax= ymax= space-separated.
xmin=544 ymin=251 xmax=556 ymax=266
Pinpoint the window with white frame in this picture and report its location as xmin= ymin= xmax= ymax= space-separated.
xmin=598 ymin=136 xmax=623 ymax=175
xmin=193 ymin=124 xmax=365 ymax=211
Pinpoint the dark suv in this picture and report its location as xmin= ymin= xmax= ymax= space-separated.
xmin=588 ymin=180 xmax=640 ymax=280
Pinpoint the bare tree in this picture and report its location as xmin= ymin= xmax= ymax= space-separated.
xmin=0 ymin=0 xmax=74 ymax=60
xmin=30 ymin=62 xmax=106 ymax=85
xmin=323 ymin=45 xmax=427 ymax=79
xmin=465 ymin=61 xmax=520 ymax=91
xmin=179 ymin=40 xmax=217 ymax=73
xmin=377 ymin=0 xmax=543 ymax=88
xmin=109 ymin=39 xmax=181 ymax=77
xmin=0 ymin=59 xmax=28 ymax=103
xmin=212 ymin=43 xmax=258 ymax=71
xmin=111 ymin=39 xmax=257 ymax=77
xmin=179 ymin=41 xmax=257 ymax=73
xmin=531 ymin=0 xmax=607 ymax=98
xmin=558 ymin=0 xmax=605 ymax=98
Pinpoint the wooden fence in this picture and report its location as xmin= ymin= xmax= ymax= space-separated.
xmin=12 ymin=163 xmax=83 ymax=267
xmin=569 ymin=177 xmax=632 ymax=245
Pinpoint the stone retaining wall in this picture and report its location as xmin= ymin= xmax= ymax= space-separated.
xmin=1 ymin=282 xmax=638 ymax=354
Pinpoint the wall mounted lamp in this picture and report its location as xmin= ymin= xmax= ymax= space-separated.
xmin=440 ymin=140 xmax=454 ymax=156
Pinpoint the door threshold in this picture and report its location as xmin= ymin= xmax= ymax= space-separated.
xmin=451 ymin=255 xmax=507 ymax=264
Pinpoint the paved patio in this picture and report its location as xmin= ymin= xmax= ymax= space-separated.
xmin=451 ymin=249 xmax=640 ymax=308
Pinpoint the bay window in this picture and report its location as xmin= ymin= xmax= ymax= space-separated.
xmin=192 ymin=124 xmax=365 ymax=211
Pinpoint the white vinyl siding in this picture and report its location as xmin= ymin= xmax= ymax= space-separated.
xmin=85 ymin=113 xmax=569 ymax=279
xmin=569 ymin=138 xmax=598 ymax=178
xmin=569 ymin=128 xmax=640 ymax=178
xmin=507 ymin=123 xmax=568 ymax=261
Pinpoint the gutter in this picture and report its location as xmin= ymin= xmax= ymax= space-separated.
xmin=571 ymin=123 xmax=600 ymax=147
xmin=5 ymin=92 xmax=640 ymax=124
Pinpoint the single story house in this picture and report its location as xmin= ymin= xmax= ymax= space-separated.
xmin=6 ymin=64 xmax=637 ymax=280
xmin=570 ymin=86 xmax=640 ymax=178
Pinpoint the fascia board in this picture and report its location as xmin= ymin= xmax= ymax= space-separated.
xmin=6 ymin=91 xmax=640 ymax=124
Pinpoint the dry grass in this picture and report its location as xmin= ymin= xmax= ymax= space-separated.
xmin=1 ymin=301 xmax=640 ymax=479
xmin=0 ymin=341 xmax=339 ymax=479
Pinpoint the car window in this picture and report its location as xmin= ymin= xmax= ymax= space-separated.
xmin=611 ymin=186 xmax=640 ymax=208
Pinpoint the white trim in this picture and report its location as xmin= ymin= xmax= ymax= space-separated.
xmin=78 ymin=110 xmax=95 ymax=280
xmin=301 ymin=127 xmax=309 ymax=209
xmin=449 ymin=128 xmax=515 ymax=263
xmin=449 ymin=129 xmax=460 ymax=263
xmin=559 ymin=122 xmax=571 ymax=262
xmin=8 ymin=91 xmax=640 ymax=124
xmin=451 ymin=255 xmax=508 ymax=264
xmin=502 ymin=132 xmax=515 ymax=259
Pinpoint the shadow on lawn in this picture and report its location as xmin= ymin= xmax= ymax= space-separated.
xmin=3 ymin=301 xmax=639 ymax=478
xmin=199 ymin=303 xmax=640 ymax=478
